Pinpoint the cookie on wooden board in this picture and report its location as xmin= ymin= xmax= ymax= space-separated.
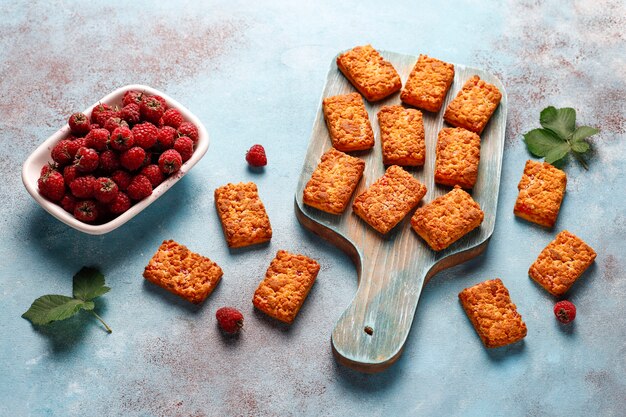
xmin=377 ymin=105 xmax=426 ymax=166
xmin=443 ymin=75 xmax=502 ymax=134
xmin=322 ymin=92 xmax=375 ymax=152
xmin=401 ymin=54 xmax=455 ymax=112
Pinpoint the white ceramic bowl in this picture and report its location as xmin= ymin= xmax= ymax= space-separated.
xmin=21 ymin=84 xmax=209 ymax=235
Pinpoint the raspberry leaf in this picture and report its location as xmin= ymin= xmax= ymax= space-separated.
xmin=72 ymin=267 xmax=110 ymax=301
xmin=523 ymin=129 xmax=564 ymax=157
xmin=22 ymin=295 xmax=88 ymax=325
xmin=540 ymin=106 xmax=576 ymax=139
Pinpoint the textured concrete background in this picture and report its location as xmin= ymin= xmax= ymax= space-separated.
xmin=1 ymin=1 xmax=625 ymax=416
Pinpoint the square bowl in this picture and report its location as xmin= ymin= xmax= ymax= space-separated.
xmin=21 ymin=84 xmax=210 ymax=235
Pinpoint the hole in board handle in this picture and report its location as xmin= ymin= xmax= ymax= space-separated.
xmin=364 ymin=326 xmax=374 ymax=336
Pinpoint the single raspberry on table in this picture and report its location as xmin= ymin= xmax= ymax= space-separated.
xmin=174 ymin=136 xmax=194 ymax=162
xmin=158 ymin=149 xmax=182 ymax=174
xmin=554 ymin=300 xmax=576 ymax=324
xmin=38 ymin=169 xmax=65 ymax=202
xmin=68 ymin=112 xmax=90 ymax=136
xmin=132 ymin=122 xmax=159 ymax=150
xmin=127 ymin=174 xmax=153 ymax=201
xmin=123 ymin=90 xmax=144 ymax=107
xmin=121 ymin=103 xmax=141 ymax=124
xmin=140 ymin=164 xmax=164 ymax=187
xmin=85 ymin=128 xmax=110 ymax=151
xmin=94 ymin=177 xmax=119 ymax=203
xmin=60 ymin=193 xmax=78 ymax=213
xmin=215 ymin=307 xmax=244 ymax=335
xmin=104 ymin=116 xmax=129 ymax=133
xmin=99 ymin=149 xmax=121 ymax=172
xmin=74 ymin=200 xmax=99 ymax=223
xmin=70 ymin=175 xmax=96 ymax=199
xmin=111 ymin=170 xmax=132 ymax=191
xmin=110 ymin=126 xmax=134 ymax=151
xmin=73 ymin=147 xmax=99 ymax=172
xmin=108 ymin=191 xmax=131 ymax=214
xmin=120 ymin=147 xmax=147 ymax=171
xmin=160 ymin=108 xmax=183 ymax=128
xmin=63 ymin=165 xmax=80 ymax=184
xmin=157 ymin=126 xmax=177 ymax=149
xmin=245 ymin=144 xmax=267 ymax=167
xmin=51 ymin=140 xmax=74 ymax=166
xmin=177 ymin=122 xmax=198 ymax=143
xmin=140 ymin=96 xmax=166 ymax=125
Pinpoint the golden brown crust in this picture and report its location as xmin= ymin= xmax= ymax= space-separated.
xmin=143 ymin=240 xmax=223 ymax=304
xmin=513 ymin=160 xmax=567 ymax=228
xmin=322 ymin=93 xmax=375 ymax=152
xmin=214 ymin=182 xmax=273 ymax=248
xmin=377 ymin=105 xmax=426 ymax=166
xmin=528 ymin=230 xmax=597 ymax=296
xmin=352 ymin=165 xmax=427 ymax=234
xmin=411 ymin=186 xmax=484 ymax=251
xmin=400 ymin=54 xmax=455 ymax=112
xmin=458 ymin=278 xmax=527 ymax=348
xmin=336 ymin=44 xmax=402 ymax=102
xmin=252 ymin=250 xmax=321 ymax=324
xmin=302 ymin=147 xmax=365 ymax=214
xmin=435 ymin=127 xmax=481 ymax=189
xmin=443 ymin=75 xmax=502 ymax=133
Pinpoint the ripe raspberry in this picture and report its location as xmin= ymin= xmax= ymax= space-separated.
xmin=554 ymin=300 xmax=576 ymax=324
xmin=51 ymin=140 xmax=73 ymax=166
xmin=108 ymin=191 xmax=131 ymax=214
xmin=120 ymin=146 xmax=146 ymax=171
xmin=245 ymin=144 xmax=267 ymax=167
xmin=63 ymin=165 xmax=80 ymax=184
xmin=89 ymin=123 xmax=101 ymax=130
xmin=94 ymin=177 xmax=119 ymax=203
xmin=66 ymin=138 xmax=86 ymax=158
xmin=127 ymin=174 xmax=153 ymax=201
xmin=160 ymin=108 xmax=183 ymax=128
xmin=140 ymin=96 xmax=166 ymax=124
xmin=141 ymin=164 xmax=164 ymax=187
xmin=70 ymin=175 xmax=96 ymax=199
xmin=110 ymin=126 xmax=135 ymax=151
xmin=131 ymin=122 xmax=158 ymax=150
xmin=99 ymin=149 xmax=121 ymax=172
xmin=60 ymin=193 xmax=78 ymax=213
xmin=121 ymin=103 xmax=141 ymax=124
xmin=177 ymin=122 xmax=198 ymax=143
xmin=104 ymin=116 xmax=129 ymax=133
xmin=157 ymin=126 xmax=177 ymax=149
xmin=74 ymin=200 xmax=99 ymax=223
xmin=215 ymin=307 xmax=244 ymax=334
xmin=85 ymin=128 xmax=110 ymax=151
xmin=73 ymin=147 xmax=99 ymax=172
xmin=111 ymin=170 xmax=132 ymax=191
xmin=152 ymin=95 xmax=168 ymax=109
xmin=68 ymin=112 xmax=90 ymax=136
xmin=122 ymin=90 xmax=145 ymax=107
xmin=158 ymin=149 xmax=183 ymax=174
xmin=142 ymin=151 xmax=153 ymax=168
xmin=40 ymin=162 xmax=58 ymax=176
xmin=38 ymin=169 xmax=65 ymax=202
xmin=174 ymin=136 xmax=194 ymax=162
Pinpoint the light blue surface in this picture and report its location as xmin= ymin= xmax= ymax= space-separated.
xmin=1 ymin=1 xmax=625 ymax=416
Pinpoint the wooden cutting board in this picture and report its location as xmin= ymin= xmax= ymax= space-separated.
xmin=295 ymin=51 xmax=507 ymax=373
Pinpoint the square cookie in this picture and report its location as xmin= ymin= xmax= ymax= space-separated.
xmin=435 ymin=127 xmax=481 ymax=189
xmin=352 ymin=165 xmax=427 ymax=234
xmin=322 ymin=92 xmax=375 ymax=152
xmin=302 ymin=147 xmax=365 ymax=214
xmin=214 ymin=182 xmax=273 ymax=248
xmin=528 ymin=230 xmax=597 ymax=296
xmin=377 ymin=105 xmax=426 ymax=166
xmin=143 ymin=240 xmax=223 ymax=304
xmin=514 ymin=160 xmax=567 ymax=228
xmin=400 ymin=54 xmax=455 ymax=112
xmin=411 ymin=186 xmax=484 ymax=251
xmin=443 ymin=75 xmax=502 ymax=134
xmin=253 ymin=250 xmax=321 ymax=324
xmin=458 ymin=278 xmax=527 ymax=348
xmin=336 ymin=44 xmax=402 ymax=102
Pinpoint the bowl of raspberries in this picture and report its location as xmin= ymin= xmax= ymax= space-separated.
xmin=22 ymin=84 xmax=209 ymax=235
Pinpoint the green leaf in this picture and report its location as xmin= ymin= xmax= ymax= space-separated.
xmin=523 ymin=128 xmax=564 ymax=157
xmin=540 ymin=107 xmax=576 ymax=139
xmin=22 ymin=295 xmax=87 ymax=326
xmin=571 ymin=140 xmax=590 ymax=153
xmin=572 ymin=126 xmax=599 ymax=143
xmin=73 ymin=267 xmax=110 ymax=301
xmin=544 ymin=141 xmax=571 ymax=164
